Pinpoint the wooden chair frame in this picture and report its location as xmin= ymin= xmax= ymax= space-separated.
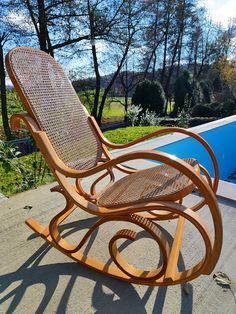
xmin=6 ymin=47 xmax=223 ymax=286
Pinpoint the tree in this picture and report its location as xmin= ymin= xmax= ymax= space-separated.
xmin=142 ymin=0 xmax=165 ymax=80
xmin=0 ymin=4 xmax=32 ymax=140
xmin=162 ymin=0 xmax=196 ymax=113
xmin=87 ymin=0 xmax=146 ymax=124
xmin=5 ymin=0 xmax=91 ymax=55
xmin=214 ymin=57 xmax=236 ymax=99
xmin=0 ymin=33 xmax=11 ymax=140
xmin=200 ymin=80 xmax=213 ymax=103
xmin=173 ymin=70 xmax=193 ymax=117
xmin=132 ymin=79 xmax=166 ymax=116
xmin=118 ymin=53 xmax=142 ymax=121
xmin=3 ymin=0 xmax=146 ymax=125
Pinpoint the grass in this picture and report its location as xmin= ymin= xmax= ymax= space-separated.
xmin=0 ymin=89 xmax=24 ymax=140
xmin=167 ymin=101 xmax=174 ymax=113
xmin=0 ymin=126 xmax=164 ymax=196
xmin=102 ymin=103 xmax=125 ymax=119
xmin=0 ymin=89 xmax=128 ymax=139
xmin=0 ymin=90 xmax=166 ymax=196
xmin=104 ymin=126 xmax=165 ymax=144
xmin=0 ymin=151 xmax=54 ymax=197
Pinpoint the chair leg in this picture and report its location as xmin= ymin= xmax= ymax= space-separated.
xmin=25 ymin=186 xmax=218 ymax=286
xmin=26 ymin=217 xmax=50 ymax=238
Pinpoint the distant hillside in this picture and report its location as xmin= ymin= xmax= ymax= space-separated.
xmin=72 ymin=71 xmax=141 ymax=97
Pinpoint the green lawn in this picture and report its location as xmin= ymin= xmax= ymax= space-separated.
xmin=0 ymin=90 xmax=167 ymax=197
xmin=0 ymin=90 xmax=129 ymax=139
xmin=104 ymin=126 xmax=164 ymax=144
xmin=102 ymin=102 xmax=125 ymax=119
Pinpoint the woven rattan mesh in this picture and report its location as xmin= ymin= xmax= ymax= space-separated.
xmin=9 ymin=47 xmax=102 ymax=170
xmin=98 ymin=158 xmax=198 ymax=208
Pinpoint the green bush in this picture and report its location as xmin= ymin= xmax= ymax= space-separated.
xmin=200 ymin=80 xmax=213 ymax=103
xmin=176 ymin=109 xmax=191 ymax=128
xmin=221 ymin=100 xmax=236 ymax=116
xmin=191 ymin=104 xmax=215 ymax=117
xmin=132 ymin=79 xmax=166 ymax=116
xmin=189 ymin=117 xmax=217 ymax=127
xmin=0 ymin=141 xmax=54 ymax=197
xmin=159 ymin=117 xmax=218 ymax=127
xmin=139 ymin=110 xmax=160 ymax=126
xmin=173 ymin=71 xmax=193 ymax=117
xmin=125 ymin=104 xmax=142 ymax=126
xmin=159 ymin=118 xmax=178 ymax=126
xmin=208 ymin=102 xmax=223 ymax=117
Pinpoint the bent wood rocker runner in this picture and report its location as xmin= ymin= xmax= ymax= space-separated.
xmin=6 ymin=47 xmax=223 ymax=286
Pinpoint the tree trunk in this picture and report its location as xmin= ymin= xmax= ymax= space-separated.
xmin=160 ymin=7 xmax=170 ymax=85
xmin=176 ymin=32 xmax=183 ymax=77
xmin=152 ymin=51 xmax=157 ymax=80
xmin=193 ymin=41 xmax=198 ymax=78
xmin=37 ymin=0 xmax=48 ymax=52
xmin=91 ymin=44 xmax=101 ymax=119
xmin=124 ymin=90 xmax=129 ymax=122
xmin=164 ymin=0 xmax=186 ymax=99
xmin=164 ymin=31 xmax=182 ymax=95
xmin=88 ymin=1 xmax=101 ymax=120
xmin=97 ymin=40 xmax=131 ymax=124
xmin=0 ymin=43 xmax=12 ymax=140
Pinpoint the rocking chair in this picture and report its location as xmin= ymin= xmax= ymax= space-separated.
xmin=6 ymin=47 xmax=223 ymax=286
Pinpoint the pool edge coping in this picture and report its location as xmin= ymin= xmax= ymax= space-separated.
xmin=111 ymin=115 xmax=236 ymax=202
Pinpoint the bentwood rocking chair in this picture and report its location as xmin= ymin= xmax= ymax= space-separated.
xmin=6 ymin=47 xmax=223 ymax=286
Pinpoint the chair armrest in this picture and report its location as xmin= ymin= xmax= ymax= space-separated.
xmin=89 ymin=116 xmax=219 ymax=192
xmin=35 ymin=129 xmax=204 ymax=185
xmin=89 ymin=116 xmax=167 ymax=149
xmin=10 ymin=112 xmax=40 ymax=133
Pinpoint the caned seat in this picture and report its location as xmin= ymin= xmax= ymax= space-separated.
xmin=6 ymin=46 xmax=222 ymax=286
xmin=98 ymin=158 xmax=198 ymax=208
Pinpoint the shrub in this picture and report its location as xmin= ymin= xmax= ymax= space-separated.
xmin=158 ymin=116 xmax=218 ymax=127
xmin=221 ymin=100 xmax=236 ymax=116
xmin=132 ymin=79 xmax=166 ymax=116
xmin=125 ymin=104 xmax=142 ymax=126
xmin=209 ymin=102 xmax=223 ymax=117
xmin=200 ymin=80 xmax=213 ymax=103
xmin=191 ymin=104 xmax=215 ymax=117
xmin=212 ymin=75 xmax=222 ymax=93
xmin=0 ymin=140 xmax=21 ymax=173
xmin=0 ymin=140 xmax=53 ymax=196
xmin=176 ymin=109 xmax=191 ymax=128
xmin=159 ymin=118 xmax=178 ymax=126
xmin=139 ymin=110 xmax=160 ymax=126
xmin=189 ymin=117 xmax=217 ymax=127
xmin=173 ymin=70 xmax=193 ymax=117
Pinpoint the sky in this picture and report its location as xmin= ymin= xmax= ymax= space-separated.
xmin=199 ymin=0 xmax=236 ymax=27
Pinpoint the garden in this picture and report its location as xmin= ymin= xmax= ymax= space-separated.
xmin=1 ymin=0 xmax=236 ymax=198
xmin=1 ymin=69 xmax=236 ymax=197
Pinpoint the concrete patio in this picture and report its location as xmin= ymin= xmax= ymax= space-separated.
xmin=1 ymin=171 xmax=236 ymax=313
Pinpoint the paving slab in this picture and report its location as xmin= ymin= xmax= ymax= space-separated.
xmin=0 ymin=177 xmax=236 ymax=313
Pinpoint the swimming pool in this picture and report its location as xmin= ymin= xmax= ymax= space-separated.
xmin=154 ymin=121 xmax=236 ymax=181
xmin=112 ymin=115 xmax=236 ymax=200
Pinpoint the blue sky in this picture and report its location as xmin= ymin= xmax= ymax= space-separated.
xmin=199 ymin=0 xmax=236 ymax=27
xmin=4 ymin=0 xmax=235 ymax=85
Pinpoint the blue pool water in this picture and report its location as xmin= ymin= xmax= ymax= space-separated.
xmin=154 ymin=121 xmax=236 ymax=180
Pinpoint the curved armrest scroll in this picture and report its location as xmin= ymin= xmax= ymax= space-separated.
xmin=34 ymin=129 xmax=211 ymax=187
xmin=10 ymin=112 xmax=41 ymax=133
xmin=90 ymin=116 xmax=218 ymax=192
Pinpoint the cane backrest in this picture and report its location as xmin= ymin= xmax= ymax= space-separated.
xmin=7 ymin=47 xmax=102 ymax=170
